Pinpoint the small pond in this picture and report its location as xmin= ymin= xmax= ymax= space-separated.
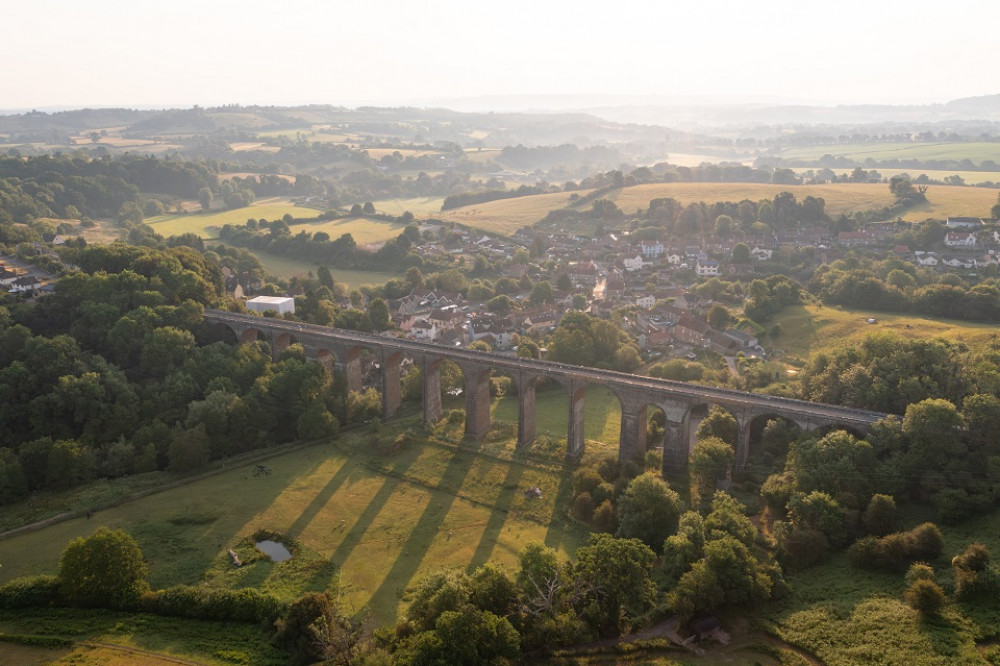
xmin=255 ymin=540 xmax=292 ymax=562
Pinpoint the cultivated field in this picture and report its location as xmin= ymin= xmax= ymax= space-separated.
xmin=370 ymin=196 xmax=447 ymax=216
xmin=290 ymin=215 xmax=408 ymax=246
xmin=437 ymin=182 xmax=999 ymax=236
xmin=437 ymin=189 xmax=595 ymax=234
xmin=776 ymin=141 xmax=1000 ymax=165
xmin=145 ymin=197 xmax=321 ymax=239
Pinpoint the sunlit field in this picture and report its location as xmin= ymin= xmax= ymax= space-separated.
xmin=777 ymin=141 xmax=1000 ymax=165
xmin=145 ymin=197 xmax=321 ymax=239
xmin=0 ymin=418 xmax=589 ymax=624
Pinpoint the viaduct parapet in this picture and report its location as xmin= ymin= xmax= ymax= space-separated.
xmin=205 ymin=310 xmax=887 ymax=472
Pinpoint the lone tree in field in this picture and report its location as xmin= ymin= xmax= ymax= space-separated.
xmin=59 ymin=527 xmax=148 ymax=608
xmin=198 ymin=187 xmax=213 ymax=211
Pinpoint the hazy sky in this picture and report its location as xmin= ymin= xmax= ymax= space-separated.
xmin=2 ymin=0 xmax=997 ymax=110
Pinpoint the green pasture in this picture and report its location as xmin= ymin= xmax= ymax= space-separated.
xmin=777 ymin=141 xmax=1000 ymax=166
xmin=491 ymin=384 xmax=624 ymax=462
xmin=770 ymin=303 xmax=998 ymax=362
xmin=767 ymin=502 xmax=1000 ymax=666
xmin=370 ymin=196 xmax=448 ymax=216
xmin=0 ymin=607 xmax=285 ymax=665
xmin=145 ymin=198 xmax=322 ymax=239
xmin=289 ymin=215 xmax=407 ymax=245
xmin=246 ymin=247 xmax=397 ymax=287
xmin=0 ymin=419 xmax=589 ymax=625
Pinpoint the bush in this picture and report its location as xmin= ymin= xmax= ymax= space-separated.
xmin=0 ymin=575 xmax=62 ymax=609
xmin=847 ymin=523 xmax=944 ymax=571
xmin=591 ymin=500 xmax=615 ymax=533
xmin=905 ymin=563 xmax=935 ymax=585
xmin=141 ymin=585 xmax=284 ymax=624
xmin=862 ymin=494 xmax=896 ymax=536
xmin=776 ymin=526 xmax=829 ymax=571
xmin=904 ymin=579 xmax=946 ymax=615
xmin=59 ymin=527 xmax=149 ymax=609
xmin=848 ymin=536 xmax=883 ymax=569
xmin=572 ymin=492 xmax=595 ymax=521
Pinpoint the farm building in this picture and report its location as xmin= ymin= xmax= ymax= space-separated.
xmin=246 ymin=296 xmax=295 ymax=315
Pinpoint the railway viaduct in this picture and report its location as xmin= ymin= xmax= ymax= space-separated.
xmin=205 ymin=310 xmax=887 ymax=472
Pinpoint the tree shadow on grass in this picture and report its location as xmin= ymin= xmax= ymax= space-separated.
xmin=466 ymin=458 xmax=525 ymax=572
xmin=286 ymin=457 xmax=358 ymax=538
xmin=543 ymin=461 xmax=579 ymax=552
xmin=304 ymin=443 xmax=425 ymax=593
xmin=363 ymin=444 xmax=477 ymax=623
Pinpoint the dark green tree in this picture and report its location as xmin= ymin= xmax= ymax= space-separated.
xmin=58 ymin=527 xmax=148 ymax=608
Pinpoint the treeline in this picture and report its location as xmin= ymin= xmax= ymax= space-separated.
xmin=642 ymin=191 xmax=829 ymax=236
xmin=0 ymin=243 xmax=374 ymax=504
xmin=0 ymin=154 xmax=218 ymax=222
xmin=217 ymin=220 xmax=452 ymax=273
xmin=757 ymin=394 xmax=1000 ymax=570
xmin=441 ymin=184 xmax=545 ymax=210
xmin=809 ymin=255 xmax=1000 ymax=322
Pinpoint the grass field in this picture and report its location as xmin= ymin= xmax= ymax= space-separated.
xmin=437 ymin=182 xmax=997 ymax=236
xmin=246 ymin=248 xmax=397 ymax=286
xmin=146 ymin=198 xmax=322 ymax=239
xmin=777 ymin=141 xmax=1000 ymax=165
xmin=0 ymin=608 xmax=286 ymax=665
xmin=770 ymin=303 xmax=999 ymax=361
xmin=289 ymin=215 xmax=408 ymax=246
xmin=371 ymin=196 xmax=448 ymax=216
xmin=437 ymin=189 xmax=595 ymax=234
xmin=0 ymin=419 xmax=590 ymax=625
xmin=768 ymin=504 xmax=1000 ymax=666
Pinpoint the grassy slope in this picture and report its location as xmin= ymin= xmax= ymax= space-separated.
xmin=771 ymin=303 xmax=998 ymax=362
xmin=436 ymin=190 xmax=592 ymax=234
xmin=0 ymin=419 xmax=589 ymax=626
xmin=246 ymin=247 xmax=396 ymax=286
xmin=769 ymin=504 xmax=1000 ymax=666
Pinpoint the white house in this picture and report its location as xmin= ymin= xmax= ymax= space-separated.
xmin=914 ymin=251 xmax=939 ymax=267
xmin=635 ymin=294 xmax=656 ymax=309
xmin=411 ymin=319 xmax=438 ymax=341
xmin=751 ymin=246 xmax=773 ymax=261
xmin=944 ymin=232 xmax=977 ymax=248
xmin=695 ymin=259 xmax=720 ymax=276
xmin=666 ymin=251 xmax=684 ymax=265
xmin=640 ymin=241 xmax=664 ymax=259
xmin=246 ymin=296 xmax=295 ymax=315
xmin=622 ymin=255 xmax=645 ymax=272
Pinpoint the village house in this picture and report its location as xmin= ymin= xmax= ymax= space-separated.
xmin=635 ymin=294 xmax=656 ymax=309
xmin=946 ymin=217 xmax=985 ymax=229
xmin=914 ymin=251 xmax=939 ymax=267
xmin=410 ymin=319 xmax=438 ymax=341
xmin=622 ymin=254 xmax=645 ymax=272
xmin=639 ymin=240 xmax=664 ymax=259
xmin=944 ymin=231 xmax=977 ymax=248
xmin=695 ymin=259 xmax=720 ymax=276
xmin=751 ymin=246 xmax=773 ymax=261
